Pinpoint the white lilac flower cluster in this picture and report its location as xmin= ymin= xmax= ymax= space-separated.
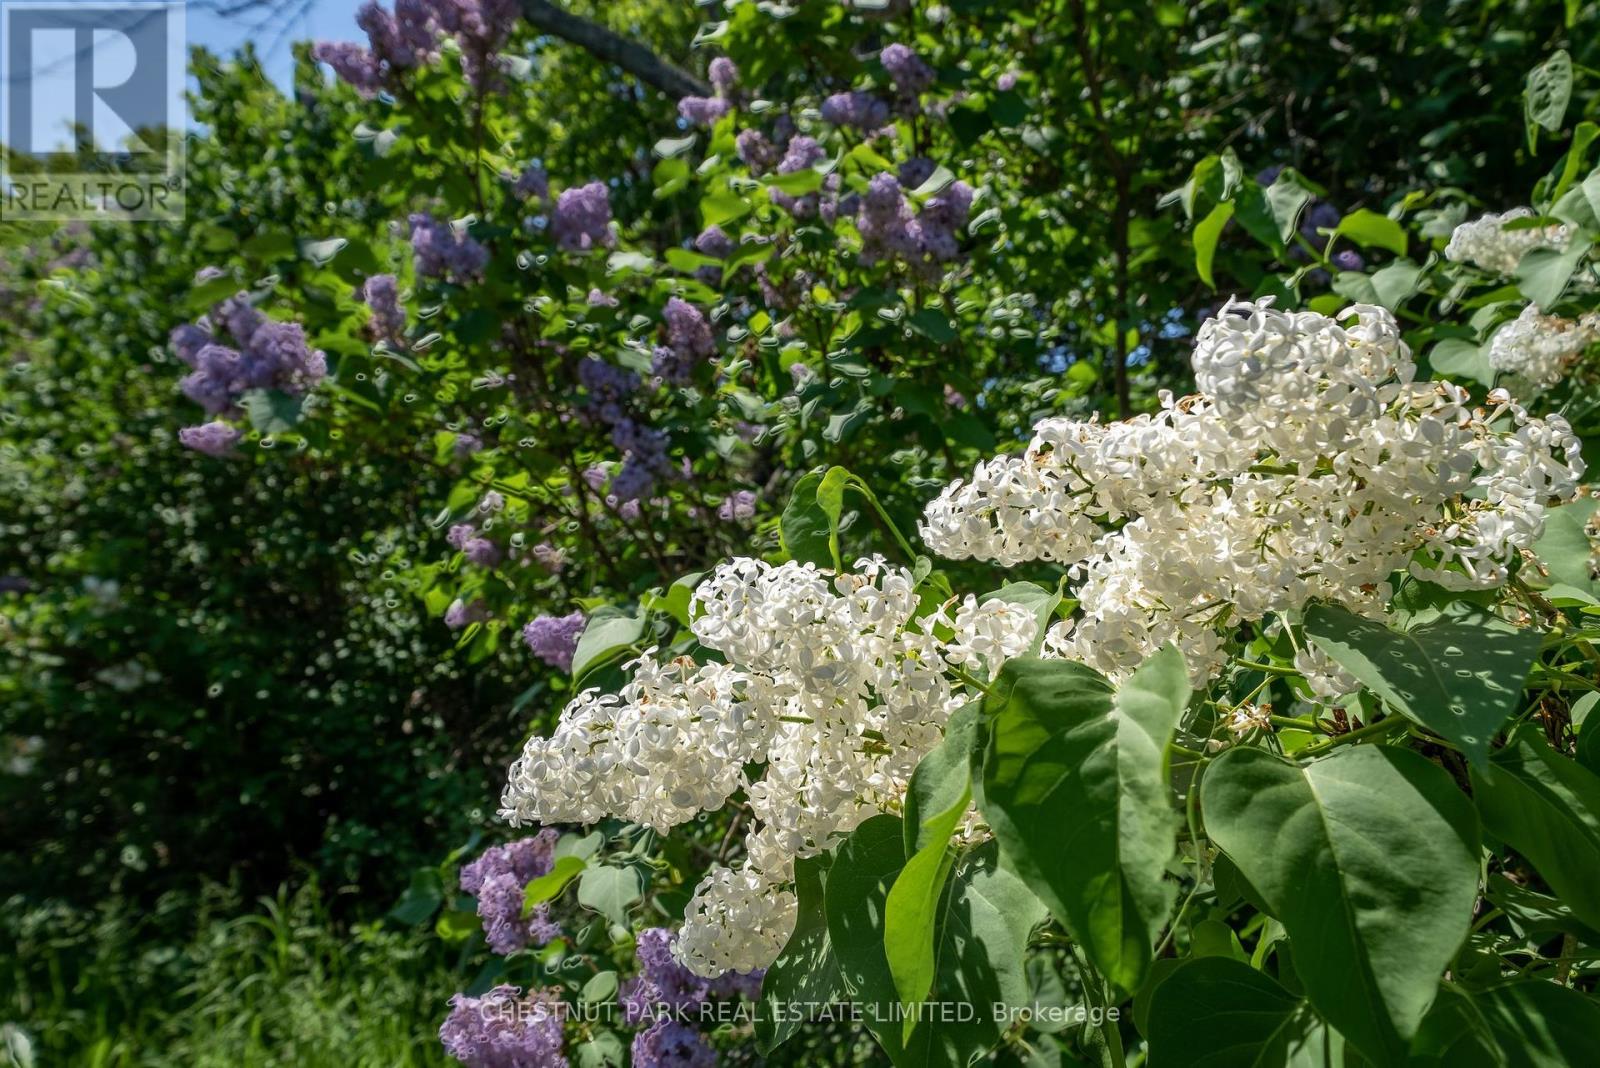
xmin=500 ymin=556 xmax=1037 ymax=977
xmin=1486 ymin=304 xmax=1600 ymax=388
xmin=921 ymin=300 xmax=1584 ymax=684
xmin=1443 ymin=207 xmax=1572 ymax=276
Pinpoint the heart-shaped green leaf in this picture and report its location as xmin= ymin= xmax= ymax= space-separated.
xmin=1202 ymin=745 xmax=1480 ymax=1063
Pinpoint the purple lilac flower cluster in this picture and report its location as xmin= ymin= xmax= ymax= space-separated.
xmin=734 ymin=129 xmax=781 ymax=174
xmin=694 ymin=226 xmax=734 ymax=260
xmin=521 ymin=610 xmax=586 ymax=672
xmin=440 ymin=985 xmax=567 ymax=1068
xmin=708 ymin=57 xmax=738 ymax=95
xmin=178 ymin=421 xmax=243 ymax=458
xmin=574 ymin=357 xmax=671 ymax=501
xmin=821 ymin=90 xmax=889 ymax=131
xmin=880 ymin=43 xmax=933 ymax=96
xmin=856 ymin=169 xmax=974 ymax=273
xmin=768 ymin=136 xmax=841 ymax=220
xmin=620 ymin=927 xmax=763 ymax=1066
xmin=362 ymin=273 xmax=406 ymax=344
xmin=678 ymin=56 xmax=739 ymax=127
xmin=430 ymin=0 xmax=518 ymax=90
xmin=513 ymin=164 xmax=550 ymax=202
xmin=313 ymin=0 xmax=515 ymax=97
xmin=459 ymin=832 xmax=564 ymax=956
xmin=577 ymin=357 xmax=640 ymax=424
xmin=652 ymin=298 xmax=715 ymax=385
xmin=609 ymin=421 xmax=671 ymax=502
xmin=410 ymin=213 xmax=490 ymax=282
xmin=172 ymin=270 xmax=328 ymax=453
xmin=551 ymin=182 xmax=615 ymax=252
xmin=632 ymin=1021 xmax=716 ymax=1068
xmin=311 ymin=0 xmax=435 ymax=96
xmin=691 ymin=226 xmax=734 ymax=285
xmin=448 ymin=522 xmax=503 ymax=567
xmin=678 ymin=96 xmax=731 ymax=127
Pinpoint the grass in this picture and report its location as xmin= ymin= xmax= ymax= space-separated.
xmin=2 ymin=880 xmax=461 ymax=1068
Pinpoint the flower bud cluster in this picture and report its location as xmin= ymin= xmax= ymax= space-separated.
xmin=1444 ymin=208 xmax=1573 ymax=276
xmin=1486 ymin=304 xmax=1600 ymax=388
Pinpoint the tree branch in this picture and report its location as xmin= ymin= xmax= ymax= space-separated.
xmin=518 ymin=0 xmax=710 ymax=99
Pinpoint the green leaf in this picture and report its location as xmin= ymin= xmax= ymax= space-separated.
xmin=701 ymin=189 xmax=752 ymax=228
xmin=1549 ymin=122 xmax=1599 ymax=204
xmin=570 ymin=604 xmax=647 ymax=681
xmin=767 ymin=168 xmax=826 ymax=196
xmin=239 ymin=389 xmax=305 ymax=434
xmin=1475 ymin=979 xmax=1600 ymax=1067
xmin=1201 ymin=745 xmax=1480 ymax=1063
xmin=574 ymin=1032 xmax=626 ymax=1068
xmin=885 ymin=706 xmax=977 ymax=1028
xmin=1265 ymin=169 xmax=1316 ymax=243
xmin=388 ymin=868 xmax=445 ymax=926
xmin=1409 ymin=985 xmax=1503 ymax=1068
xmin=904 ymin=705 xmax=978 ymax=856
xmin=908 ymin=308 xmax=957 ymax=344
xmin=1525 ymin=50 xmax=1573 ymax=148
xmin=1471 ymin=724 xmax=1600 ymax=933
xmin=582 ymin=971 xmax=618 ymax=1004
xmin=816 ymin=466 xmax=850 ymax=570
xmin=555 ymin=831 xmax=604 ymax=862
xmin=780 ymin=470 xmax=833 ymax=567
xmin=523 ymin=855 xmax=586 ymax=914
xmin=1484 ymin=871 xmax=1600 ymax=944
xmin=1577 ymin=693 xmax=1600 ymax=777
xmin=757 ymin=854 xmax=843 ymax=1054
xmin=827 ymin=816 xmax=1043 ymax=1067
xmin=576 ymin=865 xmax=643 ymax=926
xmin=976 ymin=646 xmax=1190 ymax=994
xmin=182 ymin=273 xmax=242 ymax=312
xmin=1370 ymin=260 xmax=1423 ymax=309
xmin=435 ymin=909 xmax=480 ymax=943
xmin=1427 ymin=338 xmax=1495 ymax=386
xmin=1304 ymin=603 xmax=1540 ymax=767
xmin=664 ymin=248 xmax=720 ymax=273
xmin=1531 ymin=497 xmax=1600 ymax=604
xmin=1231 ymin=182 xmax=1282 ymax=252
xmin=241 ymin=231 xmax=295 ymax=259
xmin=1515 ymin=237 xmax=1592 ymax=308
xmin=1333 ymin=209 xmax=1407 ymax=256
xmin=1194 ymin=202 xmax=1234 ymax=288
xmin=1146 ymin=958 xmax=1319 ymax=1068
